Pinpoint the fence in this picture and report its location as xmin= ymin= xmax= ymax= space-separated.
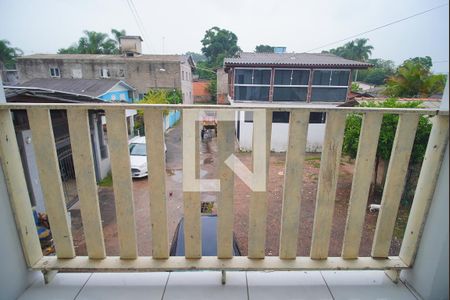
xmin=0 ymin=103 xmax=447 ymax=276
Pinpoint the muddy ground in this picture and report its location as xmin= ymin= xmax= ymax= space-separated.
xmin=70 ymin=124 xmax=407 ymax=257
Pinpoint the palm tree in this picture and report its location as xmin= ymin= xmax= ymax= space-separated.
xmin=0 ymin=39 xmax=23 ymax=69
xmin=77 ymin=31 xmax=116 ymax=54
xmin=58 ymin=30 xmax=118 ymax=54
xmin=351 ymin=38 xmax=373 ymax=62
xmin=111 ymin=29 xmax=126 ymax=44
xmin=384 ymin=59 xmax=447 ymax=97
xmin=328 ymin=38 xmax=373 ymax=62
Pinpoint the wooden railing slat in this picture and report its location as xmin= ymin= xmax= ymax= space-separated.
xmin=182 ymin=110 xmax=201 ymax=258
xmin=144 ymin=108 xmax=169 ymax=259
xmin=279 ymin=111 xmax=309 ymax=259
xmin=310 ymin=111 xmax=347 ymax=259
xmin=105 ymin=108 xmax=138 ymax=259
xmin=27 ymin=108 xmax=75 ymax=258
xmin=217 ymin=110 xmax=236 ymax=258
xmin=67 ymin=109 xmax=106 ymax=259
xmin=342 ymin=113 xmax=383 ymax=259
xmin=371 ymin=114 xmax=419 ymax=258
xmin=248 ymin=110 xmax=272 ymax=259
xmin=399 ymin=115 xmax=449 ymax=266
xmin=0 ymin=109 xmax=43 ymax=266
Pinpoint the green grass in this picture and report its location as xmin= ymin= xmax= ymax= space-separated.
xmin=98 ymin=173 xmax=113 ymax=187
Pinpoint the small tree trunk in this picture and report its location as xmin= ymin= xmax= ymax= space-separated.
xmin=381 ymin=159 xmax=389 ymax=188
xmin=369 ymin=155 xmax=380 ymax=200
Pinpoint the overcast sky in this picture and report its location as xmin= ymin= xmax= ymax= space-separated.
xmin=0 ymin=0 xmax=448 ymax=73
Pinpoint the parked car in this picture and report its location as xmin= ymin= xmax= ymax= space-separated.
xmin=170 ymin=215 xmax=241 ymax=256
xmin=128 ymin=136 xmax=167 ymax=178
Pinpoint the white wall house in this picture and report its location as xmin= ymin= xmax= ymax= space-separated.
xmin=223 ymin=52 xmax=372 ymax=152
xmin=236 ymin=111 xmax=326 ymax=152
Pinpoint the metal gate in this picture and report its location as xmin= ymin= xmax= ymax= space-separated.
xmin=55 ymin=138 xmax=78 ymax=208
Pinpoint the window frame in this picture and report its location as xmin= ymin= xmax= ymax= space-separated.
xmin=272 ymin=68 xmax=310 ymax=102
xmin=234 ymin=67 xmax=272 ymax=101
xmin=311 ymin=69 xmax=351 ymax=88
xmin=273 ymin=68 xmax=310 ymax=87
xmin=100 ymin=68 xmax=111 ymax=78
xmin=49 ymin=67 xmax=60 ymax=78
xmin=234 ymin=67 xmax=272 ymax=87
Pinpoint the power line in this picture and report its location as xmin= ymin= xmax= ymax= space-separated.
xmin=303 ymin=2 xmax=449 ymax=53
xmin=125 ymin=0 xmax=152 ymax=52
xmin=128 ymin=0 xmax=152 ymax=43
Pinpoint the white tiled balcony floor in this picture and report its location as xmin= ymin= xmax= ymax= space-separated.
xmin=18 ymin=270 xmax=420 ymax=300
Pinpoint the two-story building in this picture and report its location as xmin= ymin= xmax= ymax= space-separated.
xmin=222 ymin=52 xmax=372 ymax=152
xmin=16 ymin=36 xmax=195 ymax=103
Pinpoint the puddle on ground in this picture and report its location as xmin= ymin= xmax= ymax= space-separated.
xmin=166 ymin=169 xmax=209 ymax=183
xmin=203 ymin=157 xmax=213 ymax=165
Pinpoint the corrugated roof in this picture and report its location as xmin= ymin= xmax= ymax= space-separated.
xmin=18 ymin=53 xmax=188 ymax=63
xmin=4 ymin=88 xmax=105 ymax=103
xmin=17 ymin=78 xmax=128 ymax=97
xmin=224 ymin=52 xmax=372 ymax=68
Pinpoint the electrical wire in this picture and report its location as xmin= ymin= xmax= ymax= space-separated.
xmin=303 ymin=3 xmax=449 ymax=53
xmin=125 ymin=0 xmax=152 ymax=52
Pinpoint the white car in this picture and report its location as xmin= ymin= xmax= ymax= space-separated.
xmin=128 ymin=136 xmax=167 ymax=178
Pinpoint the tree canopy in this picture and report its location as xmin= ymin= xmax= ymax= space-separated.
xmin=324 ymin=38 xmax=373 ymax=62
xmin=384 ymin=56 xmax=447 ymax=97
xmin=343 ymin=98 xmax=431 ymax=163
xmin=201 ymin=26 xmax=241 ymax=68
xmin=357 ymin=58 xmax=396 ymax=85
xmin=0 ymin=39 xmax=23 ymax=69
xmin=255 ymin=45 xmax=274 ymax=53
xmin=184 ymin=52 xmax=206 ymax=63
xmin=58 ymin=29 xmax=126 ymax=54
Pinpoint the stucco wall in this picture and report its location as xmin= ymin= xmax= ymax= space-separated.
xmin=236 ymin=111 xmax=325 ymax=152
xmin=17 ymin=58 xmax=184 ymax=97
xmin=216 ymin=68 xmax=229 ymax=104
xmin=180 ymin=62 xmax=193 ymax=104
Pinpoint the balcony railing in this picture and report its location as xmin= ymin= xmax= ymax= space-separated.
xmin=0 ymin=103 xmax=448 ymax=279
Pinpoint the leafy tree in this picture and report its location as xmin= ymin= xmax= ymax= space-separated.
xmin=357 ymin=59 xmax=395 ymax=85
xmin=351 ymin=82 xmax=362 ymax=92
xmin=134 ymin=89 xmax=182 ymax=134
xmin=111 ymin=29 xmax=126 ymax=45
xmin=255 ymin=45 xmax=274 ymax=53
xmin=58 ymin=30 xmax=121 ymax=54
xmin=140 ymin=89 xmax=182 ymax=106
xmin=185 ymin=52 xmax=207 ymax=62
xmin=201 ymin=26 xmax=241 ymax=68
xmin=343 ymin=98 xmax=432 ymax=202
xmin=384 ymin=56 xmax=447 ymax=97
xmin=325 ymin=38 xmax=373 ymax=62
xmin=195 ymin=61 xmax=216 ymax=80
xmin=207 ymin=79 xmax=217 ymax=102
xmin=0 ymin=39 xmax=23 ymax=69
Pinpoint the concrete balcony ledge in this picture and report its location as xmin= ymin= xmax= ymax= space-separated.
xmin=18 ymin=270 xmax=419 ymax=300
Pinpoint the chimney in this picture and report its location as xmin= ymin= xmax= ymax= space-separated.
xmin=119 ymin=36 xmax=143 ymax=57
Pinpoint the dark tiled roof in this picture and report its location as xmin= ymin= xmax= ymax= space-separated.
xmin=5 ymin=88 xmax=104 ymax=103
xmin=17 ymin=78 xmax=129 ymax=97
xmin=224 ymin=52 xmax=372 ymax=68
